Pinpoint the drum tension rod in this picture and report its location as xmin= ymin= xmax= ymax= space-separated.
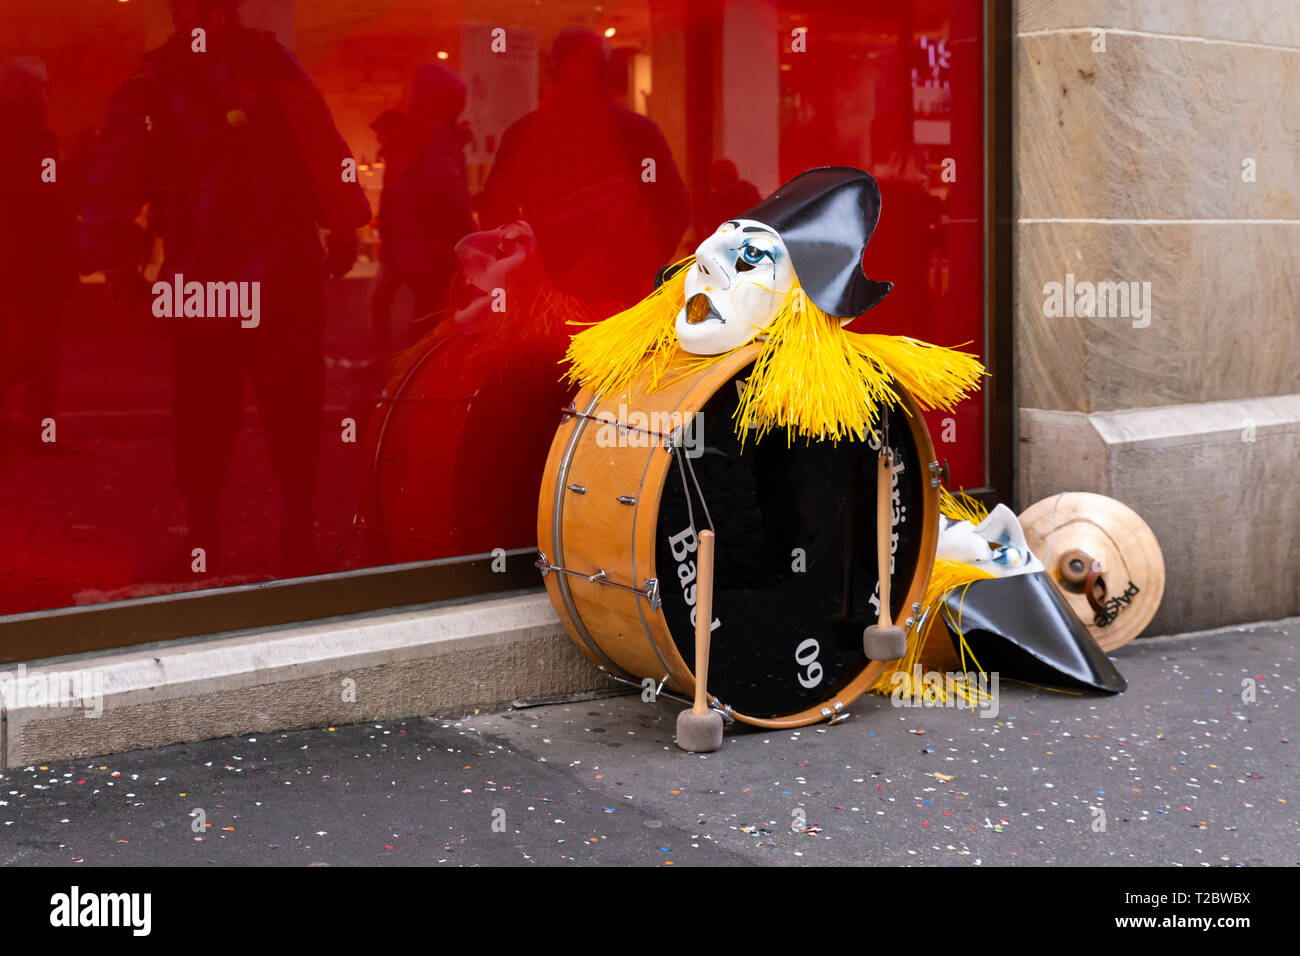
xmin=603 ymin=671 xmax=724 ymax=716
xmin=557 ymin=403 xmax=678 ymax=445
xmin=534 ymin=553 xmax=662 ymax=610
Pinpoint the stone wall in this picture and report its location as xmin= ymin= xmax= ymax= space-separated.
xmin=1013 ymin=0 xmax=1300 ymax=633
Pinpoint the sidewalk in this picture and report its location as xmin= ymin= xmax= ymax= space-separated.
xmin=1 ymin=620 xmax=1294 ymax=867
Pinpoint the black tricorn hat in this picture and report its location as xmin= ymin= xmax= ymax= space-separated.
xmin=740 ymin=166 xmax=893 ymax=319
xmin=939 ymin=572 xmax=1127 ymax=694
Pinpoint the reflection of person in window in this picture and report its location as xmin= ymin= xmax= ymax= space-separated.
xmin=693 ymin=159 xmax=761 ymax=247
xmin=0 ymin=56 xmax=73 ymax=462
xmin=478 ymin=27 xmax=688 ymax=310
xmin=369 ymin=65 xmax=476 ymax=356
xmin=79 ymin=0 xmax=370 ymax=579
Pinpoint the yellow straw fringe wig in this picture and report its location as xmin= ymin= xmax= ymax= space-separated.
xmin=939 ymin=487 xmax=990 ymax=526
xmin=867 ymin=557 xmax=996 ymax=707
xmin=867 ymin=491 xmax=994 ymax=706
xmin=563 ymin=261 xmax=985 ymax=445
xmin=562 ymin=257 xmax=700 ymax=399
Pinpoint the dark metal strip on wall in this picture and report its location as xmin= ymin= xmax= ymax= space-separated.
xmin=979 ymin=0 xmax=1016 ymax=511
xmin=0 ymin=549 xmax=542 ymax=665
xmin=987 ymin=0 xmax=1019 ymax=515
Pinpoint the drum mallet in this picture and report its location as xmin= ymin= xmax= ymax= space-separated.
xmin=863 ymin=449 xmax=908 ymax=661
xmin=676 ymin=529 xmax=724 ymax=753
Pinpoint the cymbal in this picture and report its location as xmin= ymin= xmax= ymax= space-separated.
xmin=1018 ymin=493 xmax=1165 ymax=651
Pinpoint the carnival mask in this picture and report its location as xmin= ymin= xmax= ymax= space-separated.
xmin=938 ymin=503 xmax=1045 ymax=577
xmin=452 ymin=221 xmax=537 ymax=331
xmin=675 ymin=218 xmax=797 ymax=356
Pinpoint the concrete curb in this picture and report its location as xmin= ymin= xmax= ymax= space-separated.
xmin=0 ymin=593 xmax=609 ymax=768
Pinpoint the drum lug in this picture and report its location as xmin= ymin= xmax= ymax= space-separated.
xmin=587 ymin=569 xmax=608 ymax=583
xmin=902 ymin=603 xmax=921 ymax=630
xmin=709 ymin=699 xmax=735 ymax=724
xmin=642 ymin=578 xmax=661 ymax=610
xmin=567 ymin=483 xmax=587 ymax=495
xmin=822 ymin=701 xmax=850 ymax=726
xmin=616 ymin=495 xmax=637 ymax=505
xmin=535 ymin=550 xmax=550 ymax=577
xmin=559 ymin=403 xmax=577 ymax=424
xmin=927 ymin=459 xmax=949 ymax=488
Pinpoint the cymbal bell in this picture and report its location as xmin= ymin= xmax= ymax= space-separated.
xmin=1018 ymin=493 xmax=1165 ymax=652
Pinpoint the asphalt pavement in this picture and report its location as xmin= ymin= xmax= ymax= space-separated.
xmin=2 ymin=618 xmax=1294 ymax=867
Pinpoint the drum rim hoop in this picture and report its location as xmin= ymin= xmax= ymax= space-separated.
xmin=626 ymin=346 xmax=942 ymax=727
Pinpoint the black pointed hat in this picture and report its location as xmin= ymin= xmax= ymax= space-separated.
xmin=739 ymin=166 xmax=893 ymax=319
xmin=939 ymin=572 xmax=1127 ymax=694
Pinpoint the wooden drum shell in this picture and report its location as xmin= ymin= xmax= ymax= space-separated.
xmin=538 ymin=344 xmax=939 ymax=728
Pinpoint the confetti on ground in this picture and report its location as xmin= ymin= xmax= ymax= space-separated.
xmin=0 ymin=625 xmax=1292 ymax=867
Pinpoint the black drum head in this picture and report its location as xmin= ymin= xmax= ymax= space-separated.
xmin=653 ymin=363 xmax=928 ymax=719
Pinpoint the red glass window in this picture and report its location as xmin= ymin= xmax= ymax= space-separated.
xmin=0 ymin=0 xmax=986 ymax=623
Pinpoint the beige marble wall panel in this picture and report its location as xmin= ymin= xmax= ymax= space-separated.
xmin=1017 ymin=222 xmax=1300 ymax=411
xmin=1017 ymin=32 xmax=1298 ymax=221
xmin=1019 ymin=395 xmax=1300 ymax=635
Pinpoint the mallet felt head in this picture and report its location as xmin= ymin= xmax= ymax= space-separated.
xmin=675 ymin=709 xmax=724 ymax=753
xmin=863 ymin=623 xmax=907 ymax=661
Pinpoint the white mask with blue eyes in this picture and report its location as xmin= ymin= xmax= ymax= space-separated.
xmin=938 ymin=504 xmax=1046 ymax=578
xmin=676 ymin=218 xmax=797 ymax=355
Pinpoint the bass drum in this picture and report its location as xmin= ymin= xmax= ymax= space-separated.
xmin=537 ymin=344 xmax=940 ymax=728
xmin=359 ymin=328 xmax=573 ymax=561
